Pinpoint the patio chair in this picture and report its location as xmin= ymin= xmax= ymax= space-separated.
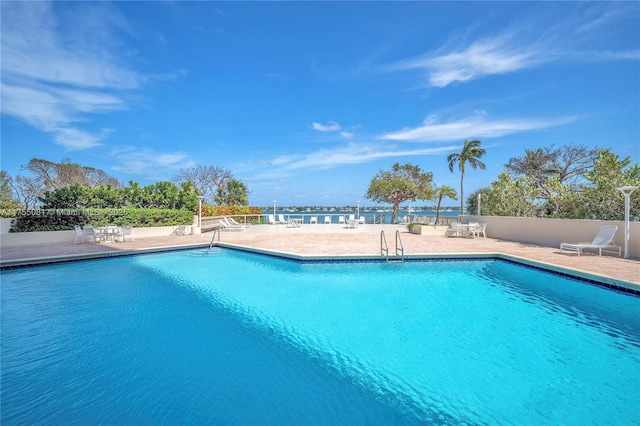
xmin=310 ymin=216 xmax=318 ymax=224
xmin=560 ymin=226 xmax=621 ymax=257
xmin=82 ymin=225 xmax=99 ymax=244
xmin=445 ymin=222 xmax=460 ymax=238
xmin=119 ymin=225 xmax=134 ymax=242
xmin=277 ymin=214 xmax=287 ymax=225
xmin=338 ymin=215 xmax=346 ymax=225
xmin=171 ymin=225 xmax=187 ymax=236
xmin=323 ymin=216 xmax=331 ymax=224
xmin=74 ymin=225 xmax=84 ymax=244
xmin=472 ymin=223 xmax=487 ymax=239
xmin=266 ymin=214 xmax=277 ymax=224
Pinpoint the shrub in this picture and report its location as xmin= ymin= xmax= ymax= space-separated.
xmin=9 ymin=208 xmax=194 ymax=232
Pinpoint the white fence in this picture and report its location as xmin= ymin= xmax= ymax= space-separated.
xmin=1 ymin=215 xmax=638 ymax=258
xmin=465 ymin=215 xmax=640 ymax=258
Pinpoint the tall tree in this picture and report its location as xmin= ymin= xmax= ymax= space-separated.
xmin=10 ymin=175 xmax=44 ymax=209
xmin=22 ymin=158 xmax=120 ymax=190
xmin=575 ymin=149 xmax=640 ymax=220
xmin=447 ymin=139 xmax=486 ymax=214
xmin=433 ymin=185 xmax=457 ymax=224
xmin=505 ymin=143 xmax=599 ymax=213
xmin=215 ymin=178 xmax=249 ymax=206
xmin=365 ymin=163 xmax=434 ymax=223
xmin=174 ymin=164 xmax=233 ymax=204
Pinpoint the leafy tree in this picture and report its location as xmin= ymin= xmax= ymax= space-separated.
xmin=505 ymin=143 xmax=599 ymax=214
xmin=447 ymin=139 xmax=486 ymax=214
xmin=174 ymin=164 xmax=233 ymax=204
xmin=433 ymin=185 xmax=457 ymax=224
xmin=474 ymin=172 xmax=540 ymax=217
xmin=0 ymin=171 xmax=23 ymax=215
xmin=574 ymin=149 xmax=640 ymax=220
xmin=215 ymin=178 xmax=249 ymax=206
xmin=365 ymin=163 xmax=434 ymax=223
xmin=22 ymin=158 xmax=120 ymax=190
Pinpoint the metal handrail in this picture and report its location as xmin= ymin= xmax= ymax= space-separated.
xmin=395 ymin=230 xmax=404 ymax=261
xmin=381 ymin=230 xmax=389 ymax=260
xmin=209 ymin=227 xmax=220 ymax=249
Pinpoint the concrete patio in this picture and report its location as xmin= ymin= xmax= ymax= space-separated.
xmin=2 ymin=223 xmax=639 ymax=290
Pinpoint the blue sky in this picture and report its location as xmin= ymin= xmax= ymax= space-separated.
xmin=1 ymin=1 xmax=639 ymax=207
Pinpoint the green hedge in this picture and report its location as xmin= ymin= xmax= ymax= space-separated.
xmin=9 ymin=208 xmax=194 ymax=232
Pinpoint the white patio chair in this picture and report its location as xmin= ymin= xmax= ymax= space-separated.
xmin=472 ymin=223 xmax=487 ymax=239
xmin=119 ymin=225 xmax=134 ymax=242
xmin=323 ymin=216 xmax=331 ymax=224
xmin=82 ymin=225 xmax=99 ymax=244
xmin=338 ymin=215 xmax=346 ymax=225
xmin=74 ymin=225 xmax=84 ymax=244
xmin=445 ymin=222 xmax=460 ymax=238
xmin=310 ymin=216 xmax=318 ymax=224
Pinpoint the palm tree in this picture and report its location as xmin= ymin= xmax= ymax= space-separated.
xmin=433 ymin=185 xmax=457 ymax=224
xmin=447 ymin=139 xmax=486 ymax=214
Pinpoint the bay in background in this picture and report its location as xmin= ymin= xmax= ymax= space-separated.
xmin=261 ymin=207 xmax=464 ymax=224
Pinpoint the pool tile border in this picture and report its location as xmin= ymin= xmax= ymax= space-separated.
xmin=1 ymin=242 xmax=638 ymax=296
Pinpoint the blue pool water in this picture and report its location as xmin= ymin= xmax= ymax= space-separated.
xmin=2 ymin=249 xmax=639 ymax=425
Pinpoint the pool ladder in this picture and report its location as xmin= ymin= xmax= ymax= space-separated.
xmin=209 ymin=227 xmax=221 ymax=249
xmin=381 ymin=230 xmax=404 ymax=262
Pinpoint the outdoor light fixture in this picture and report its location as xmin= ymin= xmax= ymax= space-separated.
xmin=197 ymin=195 xmax=204 ymax=228
xmin=273 ymin=200 xmax=277 ymax=219
xmin=477 ymin=193 xmax=482 ymax=216
xmin=357 ymin=200 xmax=360 ymax=219
xmin=617 ymin=185 xmax=638 ymax=259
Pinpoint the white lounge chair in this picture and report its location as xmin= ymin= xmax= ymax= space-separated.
xmin=310 ymin=216 xmax=318 ymax=224
xmin=560 ymin=226 xmax=621 ymax=257
xmin=266 ymin=214 xmax=277 ymax=224
xmin=323 ymin=216 xmax=331 ymax=224
xmin=277 ymin=214 xmax=287 ymax=225
xmin=219 ymin=218 xmax=244 ymax=231
xmin=171 ymin=225 xmax=188 ymax=236
xmin=338 ymin=215 xmax=346 ymax=225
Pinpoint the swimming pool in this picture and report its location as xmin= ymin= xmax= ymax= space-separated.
xmin=2 ymin=248 xmax=639 ymax=424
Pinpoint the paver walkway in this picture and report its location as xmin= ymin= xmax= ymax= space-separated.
xmin=1 ymin=224 xmax=638 ymax=287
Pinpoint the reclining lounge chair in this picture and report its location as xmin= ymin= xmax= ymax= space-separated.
xmin=560 ymin=225 xmax=621 ymax=257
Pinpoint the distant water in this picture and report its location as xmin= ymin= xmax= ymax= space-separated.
xmin=263 ymin=208 xmax=463 ymax=224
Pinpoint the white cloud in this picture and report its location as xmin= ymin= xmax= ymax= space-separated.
xmin=387 ymin=5 xmax=639 ymax=87
xmin=110 ymin=147 xmax=191 ymax=179
xmin=251 ymin=142 xmax=457 ymax=180
xmin=389 ymin=32 xmax=549 ymax=88
xmin=340 ymin=131 xmax=354 ymax=138
xmin=0 ymin=2 xmax=152 ymax=150
xmin=311 ymin=121 xmax=341 ymax=132
xmin=380 ymin=113 xmax=578 ymax=142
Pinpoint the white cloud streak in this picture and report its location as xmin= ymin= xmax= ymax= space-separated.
xmin=251 ymin=142 xmax=457 ymax=180
xmin=311 ymin=121 xmax=341 ymax=132
xmin=0 ymin=2 xmax=147 ymax=150
xmin=387 ymin=5 xmax=639 ymax=87
xmin=380 ymin=113 xmax=578 ymax=142
xmin=110 ymin=147 xmax=191 ymax=179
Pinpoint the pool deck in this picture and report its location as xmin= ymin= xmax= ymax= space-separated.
xmin=1 ymin=224 xmax=639 ymax=289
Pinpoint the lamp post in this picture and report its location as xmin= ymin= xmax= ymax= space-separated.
xmin=477 ymin=193 xmax=482 ymax=216
xmin=273 ymin=200 xmax=277 ymax=219
xmin=357 ymin=200 xmax=360 ymax=219
xmin=617 ymin=186 xmax=638 ymax=259
xmin=197 ymin=196 xmax=204 ymax=227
